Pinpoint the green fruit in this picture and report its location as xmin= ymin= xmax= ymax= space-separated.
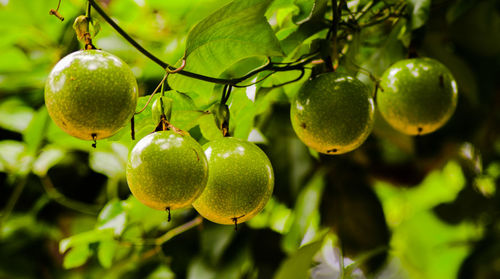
xmin=126 ymin=131 xmax=208 ymax=211
xmin=290 ymin=72 xmax=375 ymax=154
xmin=45 ymin=50 xmax=138 ymax=140
xmin=377 ymin=58 xmax=458 ymax=135
xmin=192 ymin=137 xmax=274 ymax=225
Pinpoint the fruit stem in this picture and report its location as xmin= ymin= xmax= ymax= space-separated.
xmin=327 ymin=0 xmax=342 ymax=71
xmin=83 ymin=1 xmax=97 ymax=50
xmin=232 ymin=217 xmax=238 ymax=231
xmin=130 ymin=116 xmax=135 ymax=140
xmin=91 ymin=133 xmax=97 ymax=148
xmin=166 ymin=207 xmax=171 ymax=222
xmin=86 ymin=0 xmax=91 ymax=18
xmin=49 ymin=0 xmax=64 ymax=21
xmin=135 ymin=73 xmax=168 ymax=115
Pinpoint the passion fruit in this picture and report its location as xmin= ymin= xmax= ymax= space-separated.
xmin=192 ymin=137 xmax=274 ymax=225
xmin=126 ymin=131 xmax=208 ymax=212
xmin=45 ymin=50 xmax=138 ymax=140
xmin=377 ymin=58 xmax=458 ymax=135
xmin=290 ymin=72 xmax=375 ymax=154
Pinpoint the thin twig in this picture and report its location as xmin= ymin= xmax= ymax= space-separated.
xmin=49 ymin=0 xmax=64 ymax=21
xmin=155 ymin=216 xmax=202 ymax=245
xmin=135 ymin=73 xmax=168 ymax=115
xmin=119 ymin=216 xmax=203 ymax=247
xmin=0 ymin=176 xmax=28 ymax=230
xmin=40 ymin=176 xmax=100 ymax=215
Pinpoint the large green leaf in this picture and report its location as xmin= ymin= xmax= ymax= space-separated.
xmin=168 ymin=0 xmax=283 ymax=101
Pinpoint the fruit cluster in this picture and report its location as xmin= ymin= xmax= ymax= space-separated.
xmin=44 ymin=49 xmax=457 ymax=226
xmin=290 ymin=58 xmax=458 ymax=155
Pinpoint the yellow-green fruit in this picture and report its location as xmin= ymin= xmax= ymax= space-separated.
xmin=192 ymin=137 xmax=274 ymax=225
xmin=126 ymin=131 xmax=208 ymax=211
xmin=290 ymin=73 xmax=375 ymax=154
xmin=377 ymin=58 xmax=458 ymax=135
xmin=45 ymin=50 xmax=138 ymax=140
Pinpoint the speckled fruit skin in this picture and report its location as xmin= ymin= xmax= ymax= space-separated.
xmin=192 ymin=137 xmax=274 ymax=225
xmin=290 ymin=72 xmax=375 ymax=155
xmin=126 ymin=131 xmax=208 ymax=211
xmin=377 ymin=58 xmax=458 ymax=135
xmin=45 ymin=50 xmax=138 ymax=140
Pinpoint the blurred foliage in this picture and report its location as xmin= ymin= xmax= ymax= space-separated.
xmin=0 ymin=0 xmax=499 ymax=278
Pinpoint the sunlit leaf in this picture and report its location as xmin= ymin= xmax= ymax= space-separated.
xmin=248 ymin=197 xmax=293 ymax=233
xmin=0 ymin=140 xmax=32 ymax=175
xmin=169 ymin=0 xmax=283 ymax=99
xmin=390 ymin=211 xmax=479 ymax=279
xmin=283 ymin=170 xmax=325 ymax=253
xmin=23 ymin=106 xmax=50 ymax=155
xmin=97 ymin=200 xmax=127 ymax=235
xmin=60 ymin=229 xmax=114 ymax=254
xmin=0 ymin=97 xmax=34 ymax=133
xmin=198 ymin=113 xmax=224 ymax=141
xmin=63 ymin=245 xmax=91 ymax=269
xmin=473 ymin=175 xmax=496 ymax=197
xmin=89 ymin=143 xmax=128 ymax=178
xmin=32 ymin=145 xmax=66 ymax=176
xmin=97 ymin=239 xmax=118 ymax=268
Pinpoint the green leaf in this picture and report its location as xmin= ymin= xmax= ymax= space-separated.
xmin=279 ymin=0 xmax=328 ymax=55
xmin=123 ymin=196 xmax=169 ymax=232
xmin=32 ymin=145 xmax=66 ymax=176
xmin=282 ymin=170 xmax=325 ymax=253
xmin=390 ymin=211 xmax=479 ymax=279
xmin=148 ymin=265 xmax=176 ymax=279
xmin=293 ymin=0 xmax=328 ymax=24
xmin=59 ymin=229 xmax=114 ymax=254
xmin=45 ymin=120 xmax=93 ymax=152
xmin=200 ymin=224 xmax=236 ymax=265
xmin=89 ymin=143 xmax=128 ymax=178
xmin=407 ymin=0 xmax=431 ymax=30
xmin=198 ymin=114 xmax=224 ymax=141
xmin=169 ymin=0 xmax=284 ymax=99
xmin=375 ymin=161 xmax=466 ymax=225
xmin=274 ymin=237 xmax=326 ymax=279
xmin=0 ymin=140 xmax=32 ymax=175
xmin=97 ymin=200 xmax=127 ymax=235
xmin=63 ymin=245 xmax=91 ymax=269
xmin=97 ymin=239 xmax=118 ymax=268
xmin=0 ymin=97 xmax=34 ymax=133
xmin=247 ymin=197 xmax=293 ymax=233
xmin=23 ymin=106 xmax=50 ymax=155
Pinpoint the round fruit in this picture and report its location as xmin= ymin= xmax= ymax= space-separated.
xmin=45 ymin=50 xmax=138 ymax=140
xmin=192 ymin=137 xmax=274 ymax=225
xmin=126 ymin=131 xmax=208 ymax=211
xmin=377 ymin=58 xmax=458 ymax=135
xmin=290 ymin=72 xmax=375 ymax=154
